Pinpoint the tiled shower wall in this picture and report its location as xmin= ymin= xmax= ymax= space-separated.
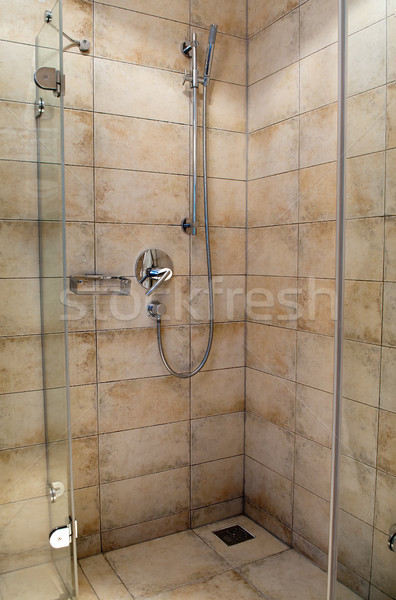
xmin=245 ymin=1 xmax=396 ymax=598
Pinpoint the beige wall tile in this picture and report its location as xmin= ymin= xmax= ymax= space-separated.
xmin=0 ymin=496 xmax=49 ymax=556
xmin=63 ymin=52 xmax=93 ymax=111
xmin=66 ymin=222 xmax=95 ymax=277
xmin=0 ymin=391 xmax=44 ymax=450
xmin=345 ymin=218 xmax=384 ymax=281
xmin=340 ymin=455 xmax=376 ymax=525
xmin=197 ymin=178 xmax=246 ymax=227
xmin=299 ymin=162 xmax=337 ymax=222
xmin=244 ymin=499 xmax=292 ymax=544
xmin=343 ymin=340 xmax=381 ymax=406
xmin=94 ymin=0 xmax=188 ymax=22
xmin=247 ymin=275 xmax=298 ymax=327
xmin=66 ymin=292 xmax=95 ymax=334
xmin=203 ymin=80 xmax=246 ymax=133
xmin=249 ymin=63 xmax=299 ymax=131
xmin=347 ymin=87 xmax=386 ymax=157
xmin=70 ymin=385 xmax=98 ymax=438
xmin=378 ymin=410 xmax=396 ymax=476
xmin=0 ymin=102 xmax=36 ymax=162
xmin=190 ymin=275 xmax=245 ymax=323
xmin=77 ymin=534 xmax=101 ymax=560
xmin=72 ymin=436 xmax=98 ymax=489
xmin=301 ymin=44 xmax=338 ymax=113
xmin=0 ymin=0 xmax=55 ymax=44
xmin=0 ymin=279 xmax=40 ymax=336
xmin=191 ymin=455 xmax=243 ymax=508
xmin=65 ymin=166 xmax=94 ymax=222
xmin=248 ymin=171 xmax=299 ymax=227
xmin=0 ymin=161 xmax=37 ymax=220
xmin=293 ymin=485 xmax=330 ymax=552
xmin=80 ymin=554 xmax=133 ymax=599
xmin=387 ymin=82 xmax=396 ymax=149
xmin=300 ymin=103 xmax=338 ymax=168
xmin=68 ymin=332 xmax=96 ymax=386
xmin=295 ymin=435 xmax=331 ymax=500
xmin=385 ymin=217 xmax=396 ymax=281
xmin=64 ymin=109 xmax=93 ymax=167
xmin=99 ymin=421 xmax=189 ymax=482
xmin=191 ymin=367 xmax=244 ymax=418
xmin=207 ymin=31 xmax=246 ymax=86
xmin=192 ymin=412 xmax=244 ymax=464
xmin=383 ymin=282 xmax=396 ymax=345
xmin=206 ymin=129 xmax=246 ymax=180
xmin=192 ymin=322 xmax=245 ymax=371
xmin=369 ymin=585 xmax=393 ymax=600
xmin=346 ymin=153 xmax=385 ymax=218
xmin=248 ymin=0 xmax=298 ymax=37
xmin=371 ymin=529 xmax=396 ymax=598
xmin=374 ymin=470 xmax=396 ymax=534
xmin=63 ymin=0 xmax=93 ymax=56
xmin=245 ymin=413 xmax=294 ymax=480
xmin=99 ymin=376 xmax=189 ymax=433
xmin=249 ymin=11 xmax=299 ymax=84
xmin=348 ymin=21 xmax=386 ymax=96
xmin=348 ymin=0 xmax=386 ymax=33
xmin=388 ymin=15 xmax=396 ymax=82
xmin=0 ymin=335 xmax=42 ymax=394
xmin=0 ymin=221 xmax=38 ymax=278
xmin=381 ymin=346 xmax=396 ymax=412
xmin=0 ymin=41 xmax=35 ymax=104
xmin=191 ymin=498 xmax=243 ymax=528
xmin=74 ymin=486 xmax=100 ymax=538
xmin=247 ymin=225 xmax=298 ymax=277
xmin=0 ymin=445 xmax=46 ymax=504
xmin=344 ymin=280 xmax=383 ymax=344
xmin=297 ymin=277 xmax=335 ymax=336
xmin=299 ymin=221 xmax=336 ymax=279
xmin=296 ymin=384 xmax=332 ymax=447
xmin=246 ymin=368 xmax=295 ymax=430
xmin=296 ymin=331 xmax=334 ymax=393
xmin=300 ymin=0 xmax=338 ymax=58
xmin=341 ymin=398 xmax=378 ymax=467
xmin=191 ymin=227 xmax=246 ymax=276
xmin=338 ymin=510 xmax=373 ymax=579
xmin=191 ymin=0 xmax=246 ymax=37
xmin=249 ymin=117 xmax=299 ymax=179
xmin=247 ymin=322 xmax=297 ymax=380
xmin=101 ymin=467 xmax=189 ymax=530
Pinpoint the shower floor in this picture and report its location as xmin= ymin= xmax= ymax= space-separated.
xmin=78 ymin=516 xmax=361 ymax=600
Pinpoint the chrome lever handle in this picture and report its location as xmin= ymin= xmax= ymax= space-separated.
xmin=146 ymin=268 xmax=173 ymax=296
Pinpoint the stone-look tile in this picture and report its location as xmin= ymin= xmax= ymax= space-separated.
xmin=247 ymin=322 xmax=297 ymax=380
xmin=385 ymin=217 xmax=396 ymax=281
xmin=338 ymin=510 xmax=373 ymax=579
xmin=192 ymin=412 xmax=244 ymax=464
xmin=0 ymin=40 xmax=36 ymax=104
xmin=300 ymin=43 xmax=338 ymax=113
xmin=68 ymin=332 xmax=96 ymax=387
xmin=95 ymin=169 xmax=188 ymax=226
xmin=78 ymin=565 xmax=98 ymax=600
xmin=249 ymin=118 xmax=299 ymax=179
xmin=99 ymin=422 xmax=189 ymax=482
xmin=300 ymin=0 xmax=338 ymax=58
xmin=343 ymin=340 xmax=381 ymax=407
xmin=295 ymin=435 xmax=331 ymax=500
xmin=63 ymin=0 xmax=93 ymax=56
xmin=191 ymin=456 xmax=243 ymax=508
xmin=63 ymin=53 xmax=93 ymax=112
xmin=69 ymin=385 xmax=98 ymax=439
xmin=190 ymin=275 xmax=245 ymax=323
xmin=246 ymin=368 xmax=295 ymax=430
xmin=387 ymin=82 xmax=396 ymax=149
xmin=191 ymin=322 xmax=245 ymax=371
xmin=97 ymin=327 xmax=189 ymax=382
xmin=0 ymin=563 xmax=68 ymax=600
xmin=66 ymin=222 xmax=95 ymax=277
xmin=344 ymin=280 xmax=383 ymax=344
xmin=64 ymin=110 xmax=93 ymax=167
xmin=347 ymin=87 xmax=386 ymax=158
xmin=247 ymin=276 xmax=298 ymax=328
xmin=296 ymin=331 xmax=334 ymax=393
xmin=197 ymin=178 xmax=246 ymax=228
xmin=375 ymin=470 xmax=396 ymax=534
xmin=300 ymin=103 xmax=338 ymax=169
xmin=191 ymin=368 xmax=244 ymax=418
xmin=99 ymin=376 xmax=189 ymax=433
xmin=248 ymin=171 xmax=298 ymax=227
xmin=0 ymin=160 xmax=37 ymax=220
xmin=298 ymin=221 xmax=336 ymax=278
xmin=74 ymin=486 xmax=100 ymax=538
xmin=77 ymin=534 xmax=102 ymax=560
xmin=297 ymin=277 xmax=335 ymax=336
xmin=0 ymin=221 xmax=38 ymax=278
xmin=0 ymin=0 xmax=54 ymax=44
xmin=0 ymin=335 xmax=42 ymax=394
xmin=0 ymin=101 xmax=36 ymax=162
xmin=0 ymin=279 xmax=40 ymax=336
xmin=249 ymin=63 xmax=299 ymax=131
xmin=72 ymin=436 xmax=98 ymax=489
xmin=383 ymin=282 xmax=396 ymax=345
xmin=0 ymin=391 xmax=44 ymax=450
xmin=65 ymin=166 xmax=94 ymax=222
xmin=0 ymin=498 xmax=49 ymax=559
xmin=41 ymin=333 xmax=67 ymax=390
xmin=346 ymin=217 xmax=384 ymax=281
xmin=248 ymin=0 xmax=298 ymax=36
xmin=348 ymin=0 xmax=386 ymax=33
xmin=101 ymin=467 xmax=189 ymax=530
xmin=372 ymin=530 xmax=396 ymax=598
xmin=102 ymin=512 xmax=189 ymax=552
xmin=388 ymin=15 xmax=396 ymax=82
xmin=96 ymin=223 xmax=189 ymax=278
xmin=94 ymin=0 xmax=188 ymax=22
xmin=0 ymin=445 xmax=46 ymax=504
xmin=94 ymin=4 xmax=188 ymax=71
xmin=191 ymin=0 xmax=246 ymax=37
xmin=296 ymin=384 xmax=332 ymax=447
xmin=249 ymin=11 xmax=299 ymax=84
xmin=150 ymin=570 xmax=266 ymax=600
xmin=341 ymin=398 xmax=378 ymax=467
xmin=378 ymin=410 xmax=396 ymax=477
xmin=106 ymin=530 xmax=228 ymax=599
xmin=191 ymin=227 xmax=246 ymax=276
xmin=292 ymin=532 xmax=328 ymax=574
xmin=95 ymin=113 xmax=188 ymax=174
xmin=80 ymin=554 xmax=133 ymax=600
xmin=206 ymin=129 xmax=246 ymax=180
xmin=94 ymin=58 xmax=188 ymax=124
xmin=381 ymin=347 xmax=396 ymax=412
xmin=293 ymin=485 xmax=330 ymax=552
xmin=370 ymin=586 xmax=393 ymax=600
xmin=346 ymin=152 xmax=385 ymax=218
xmin=245 ymin=413 xmax=294 ymax=480
xmin=248 ymin=225 xmax=298 ymax=277
xmin=348 ymin=21 xmax=386 ymax=97
xmin=191 ymin=498 xmax=243 ymax=528
xmin=244 ymin=499 xmax=292 ymax=545
xmin=245 ymin=457 xmax=293 ymax=527
xmin=299 ymin=162 xmax=337 ymax=222
xmin=340 ymin=455 xmax=376 ymax=525
xmin=203 ymin=30 xmax=246 ymax=86
xmin=194 ymin=515 xmax=287 ymax=568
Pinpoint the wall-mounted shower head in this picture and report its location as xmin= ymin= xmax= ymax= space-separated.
xmin=203 ymin=24 xmax=217 ymax=87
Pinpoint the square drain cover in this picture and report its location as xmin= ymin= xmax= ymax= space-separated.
xmin=212 ymin=524 xmax=255 ymax=546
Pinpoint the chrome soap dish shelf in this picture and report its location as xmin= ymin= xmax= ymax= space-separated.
xmin=70 ymin=274 xmax=131 ymax=296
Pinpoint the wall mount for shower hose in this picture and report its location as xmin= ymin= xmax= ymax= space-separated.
xmin=44 ymin=10 xmax=90 ymax=53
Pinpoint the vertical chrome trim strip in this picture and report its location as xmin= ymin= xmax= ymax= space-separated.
xmin=327 ymin=1 xmax=347 ymax=598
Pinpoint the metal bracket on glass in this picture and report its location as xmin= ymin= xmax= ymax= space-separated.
xmin=49 ymin=518 xmax=78 ymax=549
xmin=34 ymin=67 xmax=65 ymax=97
xmin=35 ymin=97 xmax=45 ymax=119
xmin=70 ymin=274 xmax=131 ymax=296
xmin=388 ymin=524 xmax=396 ymax=552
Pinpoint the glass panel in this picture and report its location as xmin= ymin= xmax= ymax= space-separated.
xmin=36 ymin=1 xmax=77 ymax=598
xmin=336 ymin=0 xmax=396 ymax=598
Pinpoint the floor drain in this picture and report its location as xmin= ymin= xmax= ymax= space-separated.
xmin=212 ymin=524 xmax=255 ymax=546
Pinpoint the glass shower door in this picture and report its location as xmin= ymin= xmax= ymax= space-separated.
xmin=36 ymin=1 xmax=77 ymax=598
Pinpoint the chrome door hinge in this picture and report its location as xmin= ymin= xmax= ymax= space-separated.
xmin=34 ymin=67 xmax=65 ymax=97
xmin=49 ymin=518 xmax=78 ymax=549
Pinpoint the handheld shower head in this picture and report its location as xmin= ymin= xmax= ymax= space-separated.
xmin=203 ymin=24 xmax=217 ymax=86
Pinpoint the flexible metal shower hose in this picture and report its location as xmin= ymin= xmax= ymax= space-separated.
xmin=156 ymin=85 xmax=214 ymax=378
